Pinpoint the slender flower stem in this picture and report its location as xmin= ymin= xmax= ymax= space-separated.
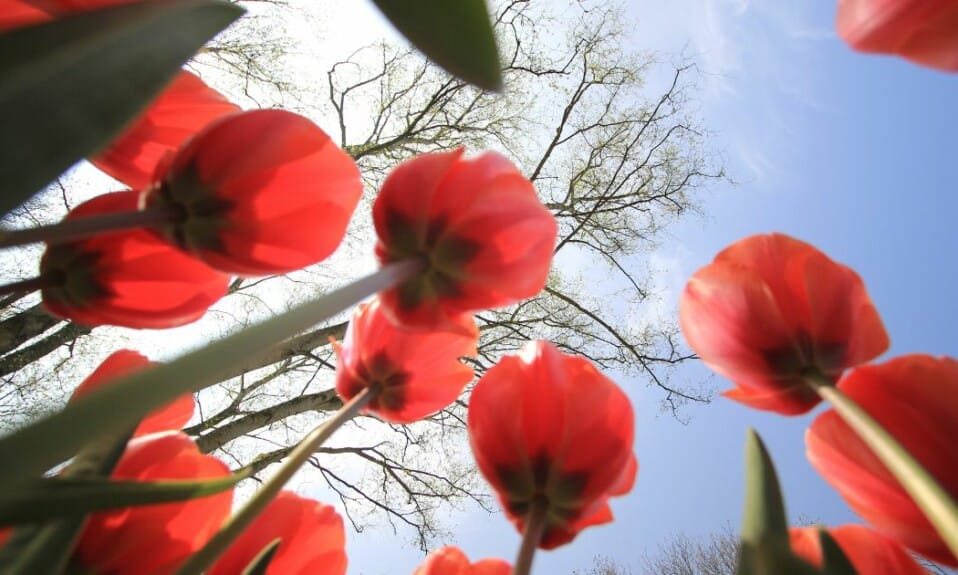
xmin=0 ymin=276 xmax=52 ymax=298
xmin=514 ymin=497 xmax=548 ymax=575
xmin=0 ymin=207 xmax=175 ymax=249
xmin=805 ymin=372 xmax=958 ymax=560
xmin=176 ymin=387 xmax=377 ymax=575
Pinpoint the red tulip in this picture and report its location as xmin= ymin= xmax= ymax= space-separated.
xmin=69 ymin=350 xmax=194 ymax=436
xmin=467 ymin=340 xmax=636 ymax=549
xmin=806 ymin=355 xmax=958 ymax=566
xmin=144 ymin=109 xmax=362 ymax=276
xmin=74 ymin=431 xmax=233 ymax=575
xmin=335 ymin=297 xmax=478 ymax=423
xmin=0 ymin=0 xmax=49 ymax=30
xmin=93 ymin=71 xmax=240 ymax=191
xmin=837 ymin=0 xmax=958 ymax=72
xmin=790 ymin=524 xmax=927 ymax=574
xmin=680 ymin=233 xmax=888 ymax=415
xmin=413 ymin=546 xmax=511 ymax=575
xmin=40 ymin=191 xmax=230 ymax=328
xmin=373 ymin=149 xmax=557 ymax=330
xmin=209 ymin=491 xmax=346 ymax=575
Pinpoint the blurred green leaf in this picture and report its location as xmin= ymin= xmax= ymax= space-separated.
xmin=371 ymin=0 xmax=502 ymax=91
xmin=0 ymin=0 xmax=243 ymax=217
xmin=0 ymin=262 xmax=415 ymax=488
xmin=819 ymin=529 xmax=858 ymax=575
xmin=0 ymin=474 xmax=243 ymax=525
xmin=242 ymin=539 xmax=282 ymax=575
xmin=736 ymin=429 xmax=819 ymax=575
xmin=0 ymin=426 xmax=133 ymax=575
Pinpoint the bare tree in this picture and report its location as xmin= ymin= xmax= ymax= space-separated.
xmin=0 ymin=0 xmax=722 ymax=549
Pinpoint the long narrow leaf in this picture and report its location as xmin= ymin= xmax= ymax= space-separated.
xmin=0 ymin=0 xmax=243 ymax=217
xmin=0 ymin=474 xmax=244 ymax=525
xmin=0 ymin=262 xmax=416 ymax=487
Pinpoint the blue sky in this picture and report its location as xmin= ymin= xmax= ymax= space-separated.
xmin=336 ymin=1 xmax=958 ymax=572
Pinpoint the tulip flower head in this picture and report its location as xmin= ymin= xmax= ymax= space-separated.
xmin=680 ymin=233 xmax=889 ymax=415
xmin=806 ymin=355 xmax=958 ymax=566
xmin=74 ymin=432 xmax=233 ymax=575
xmin=40 ymin=191 xmax=230 ymax=329
xmin=468 ymin=341 xmax=636 ymax=549
xmin=413 ymin=546 xmax=511 ymax=575
xmin=789 ymin=524 xmax=927 ymax=575
xmin=93 ymin=71 xmax=241 ymax=191
xmin=373 ymin=149 xmax=557 ymax=329
xmin=145 ymin=109 xmax=363 ymax=276
xmin=209 ymin=491 xmax=347 ymax=575
xmin=335 ymin=297 xmax=478 ymax=423
xmin=70 ymin=350 xmax=194 ymax=436
xmin=837 ymin=0 xmax=958 ymax=72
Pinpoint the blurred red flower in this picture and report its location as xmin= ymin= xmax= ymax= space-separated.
xmin=335 ymin=297 xmax=477 ymax=423
xmin=74 ymin=431 xmax=233 ymax=575
xmin=0 ymin=0 xmax=140 ymax=30
xmin=145 ymin=109 xmax=362 ymax=276
xmin=70 ymin=350 xmax=194 ymax=436
xmin=373 ymin=149 xmax=556 ymax=330
xmin=807 ymin=355 xmax=958 ymax=566
xmin=209 ymin=491 xmax=346 ymax=575
xmin=789 ymin=524 xmax=927 ymax=574
xmin=837 ymin=0 xmax=958 ymax=72
xmin=679 ymin=233 xmax=888 ymax=415
xmin=93 ymin=71 xmax=240 ymax=191
xmin=40 ymin=191 xmax=230 ymax=328
xmin=468 ymin=340 xmax=636 ymax=549
xmin=413 ymin=546 xmax=511 ymax=575
xmin=0 ymin=0 xmax=49 ymax=30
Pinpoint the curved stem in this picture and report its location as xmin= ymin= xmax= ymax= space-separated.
xmin=514 ymin=498 xmax=548 ymax=575
xmin=175 ymin=387 xmax=377 ymax=575
xmin=806 ymin=372 xmax=958 ymax=560
xmin=0 ymin=207 xmax=174 ymax=249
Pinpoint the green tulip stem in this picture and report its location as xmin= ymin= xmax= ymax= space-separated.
xmin=0 ymin=206 xmax=175 ymax=249
xmin=806 ymin=372 xmax=958 ymax=560
xmin=514 ymin=497 xmax=548 ymax=575
xmin=176 ymin=386 xmax=377 ymax=575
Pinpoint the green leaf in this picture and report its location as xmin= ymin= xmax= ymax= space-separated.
xmin=242 ymin=539 xmax=282 ymax=575
xmin=0 ymin=0 xmax=244 ymax=217
xmin=0 ymin=262 xmax=416 ymax=488
xmin=0 ymin=424 xmax=134 ymax=575
xmin=371 ymin=0 xmax=502 ymax=91
xmin=736 ymin=429 xmax=820 ymax=575
xmin=819 ymin=529 xmax=858 ymax=575
xmin=0 ymin=474 xmax=244 ymax=525
xmin=741 ymin=429 xmax=788 ymax=544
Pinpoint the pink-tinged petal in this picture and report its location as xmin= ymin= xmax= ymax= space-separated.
xmin=413 ymin=546 xmax=511 ymax=575
xmin=468 ymin=341 xmax=635 ymax=549
xmin=837 ymin=0 xmax=958 ymax=71
xmin=790 ymin=524 xmax=927 ymax=575
xmin=680 ymin=233 xmax=888 ymax=415
xmin=807 ymin=355 xmax=958 ymax=566
xmin=373 ymin=150 xmax=557 ymax=330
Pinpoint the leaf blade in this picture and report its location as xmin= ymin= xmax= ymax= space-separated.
xmin=371 ymin=0 xmax=502 ymax=91
xmin=0 ymin=0 xmax=243 ymax=217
